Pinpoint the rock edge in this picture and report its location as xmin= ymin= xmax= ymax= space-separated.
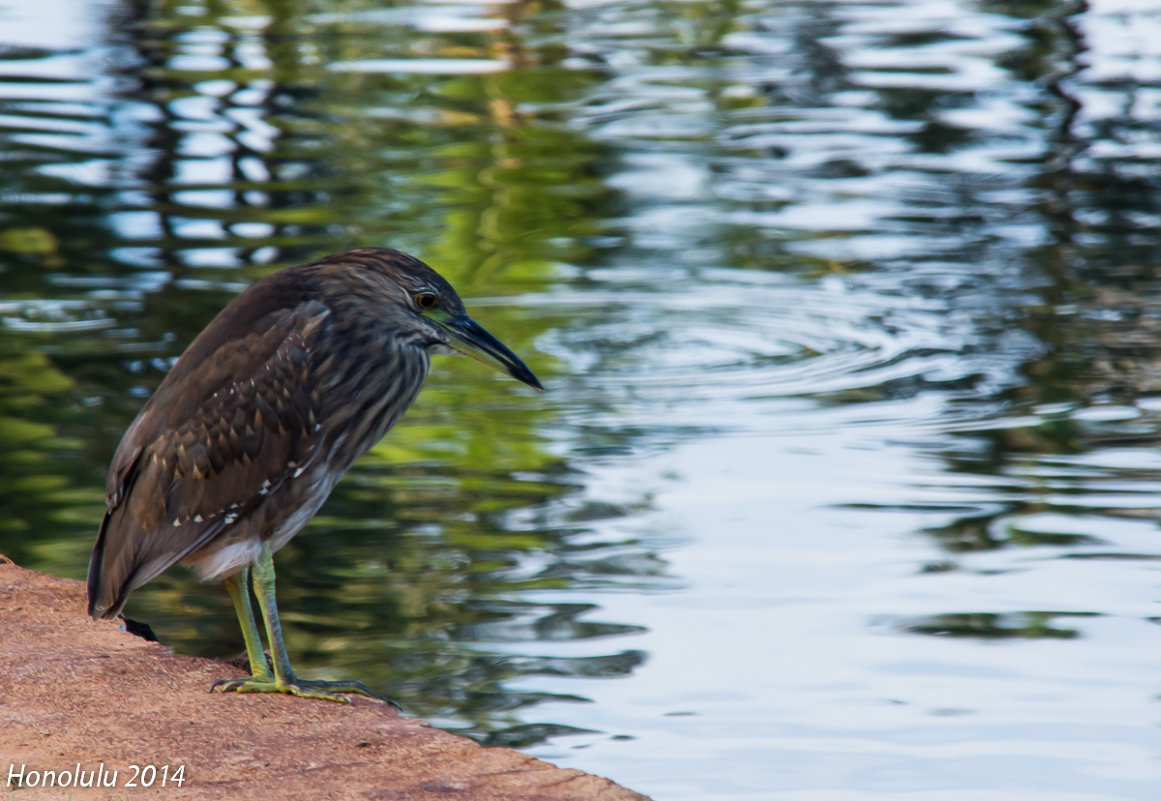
xmin=0 ymin=555 xmax=649 ymax=801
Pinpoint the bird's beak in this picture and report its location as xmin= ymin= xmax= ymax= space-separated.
xmin=434 ymin=312 xmax=543 ymax=390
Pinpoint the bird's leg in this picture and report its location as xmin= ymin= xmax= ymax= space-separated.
xmin=217 ymin=567 xmax=272 ymax=681
xmin=210 ymin=568 xmax=271 ymax=693
xmin=251 ymin=543 xmax=399 ymax=705
xmin=214 ymin=542 xmax=399 ymax=707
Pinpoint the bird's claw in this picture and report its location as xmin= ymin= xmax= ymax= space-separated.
xmin=210 ymin=674 xmax=401 ymax=708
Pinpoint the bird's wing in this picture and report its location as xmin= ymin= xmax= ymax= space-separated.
xmin=87 ymin=300 xmax=331 ymax=618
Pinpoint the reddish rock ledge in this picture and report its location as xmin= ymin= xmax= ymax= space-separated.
xmin=0 ymin=556 xmax=648 ymax=801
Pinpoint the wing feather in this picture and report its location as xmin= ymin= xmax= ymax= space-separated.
xmin=87 ymin=299 xmax=330 ymax=618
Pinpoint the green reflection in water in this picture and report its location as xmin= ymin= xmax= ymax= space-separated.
xmin=898 ymin=611 xmax=1098 ymax=640
xmin=0 ymin=0 xmax=656 ymax=746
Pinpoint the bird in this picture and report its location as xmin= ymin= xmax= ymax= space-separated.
xmin=86 ymin=247 xmax=542 ymax=703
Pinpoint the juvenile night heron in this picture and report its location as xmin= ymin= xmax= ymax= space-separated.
xmin=87 ymin=247 xmax=541 ymax=703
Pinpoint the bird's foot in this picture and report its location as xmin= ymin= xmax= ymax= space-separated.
xmin=210 ymin=673 xmax=400 ymax=708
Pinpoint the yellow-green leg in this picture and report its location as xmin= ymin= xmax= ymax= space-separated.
xmin=221 ymin=567 xmax=271 ymax=680
xmin=211 ymin=543 xmax=398 ymax=707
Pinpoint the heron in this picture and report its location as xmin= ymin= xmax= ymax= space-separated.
xmin=87 ymin=247 xmax=542 ymax=703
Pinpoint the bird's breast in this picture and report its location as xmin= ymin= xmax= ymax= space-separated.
xmin=316 ymin=340 xmax=430 ymax=471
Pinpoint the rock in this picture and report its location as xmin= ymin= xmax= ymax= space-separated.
xmin=0 ymin=557 xmax=648 ymax=800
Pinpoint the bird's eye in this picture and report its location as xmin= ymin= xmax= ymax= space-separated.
xmin=414 ymin=291 xmax=439 ymax=311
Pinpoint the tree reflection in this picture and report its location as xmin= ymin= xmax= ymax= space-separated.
xmin=0 ymin=0 xmax=648 ymax=744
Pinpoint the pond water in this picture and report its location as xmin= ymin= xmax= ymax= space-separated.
xmin=3 ymin=0 xmax=1161 ymax=798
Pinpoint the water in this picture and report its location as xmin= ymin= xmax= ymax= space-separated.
xmin=2 ymin=0 xmax=1161 ymax=798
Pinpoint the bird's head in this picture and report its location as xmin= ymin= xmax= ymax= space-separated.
xmin=324 ymin=248 xmax=543 ymax=390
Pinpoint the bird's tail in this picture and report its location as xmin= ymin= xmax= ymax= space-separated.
xmin=87 ymin=510 xmax=131 ymax=619
xmin=87 ymin=498 xmax=223 ymax=620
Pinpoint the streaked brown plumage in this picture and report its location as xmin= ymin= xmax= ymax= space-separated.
xmin=87 ymin=247 xmax=541 ymax=702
